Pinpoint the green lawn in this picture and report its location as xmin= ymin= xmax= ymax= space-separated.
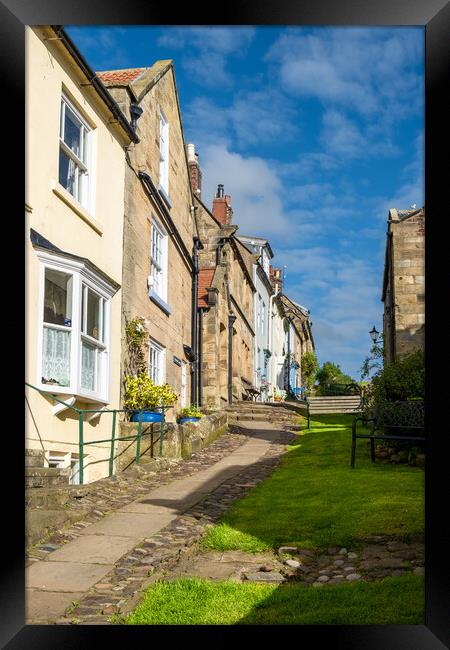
xmin=201 ymin=414 xmax=424 ymax=552
xmin=124 ymin=413 xmax=425 ymax=625
xmin=123 ymin=575 xmax=424 ymax=625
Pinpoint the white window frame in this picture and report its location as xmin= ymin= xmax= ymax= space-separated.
xmin=150 ymin=218 xmax=168 ymax=302
xmin=159 ymin=108 xmax=169 ymax=195
xmin=59 ymin=94 xmax=93 ymax=212
xmin=36 ymin=249 xmax=115 ymax=403
xmin=261 ymin=300 xmax=266 ymax=336
xmin=148 ymin=339 xmax=166 ymax=385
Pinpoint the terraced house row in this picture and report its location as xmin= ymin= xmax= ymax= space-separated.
xmin=25 ymin=25 xmax=314 ymax=484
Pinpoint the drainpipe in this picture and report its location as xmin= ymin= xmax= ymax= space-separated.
xmin=286 ymin=317 xmax=291 ymax=394
xmin=191 ymin=236 xmax=202 ymax=405
xmin=198 ymin=308 xmax=204 ymax=406
xmin=268 ymin=285 xmax=279 ymax=391
xmin=228 ymin=313 xmax=237 ymax=404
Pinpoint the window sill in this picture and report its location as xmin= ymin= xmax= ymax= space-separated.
xmin=52 ymin=181 xmax=103 ymax=235
xmin=149 ymin=290 xmax=172 ymax=315
xmin=158 ymin=185 xmax=172 ymax=210
xmin=37 ymin=384 xmax=109 ymax=406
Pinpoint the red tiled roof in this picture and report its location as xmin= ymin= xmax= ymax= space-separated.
xmin=97 ymin=68 xmax=147 ymax=85
xmin=198 ymin=267 xmax=216 ymax=308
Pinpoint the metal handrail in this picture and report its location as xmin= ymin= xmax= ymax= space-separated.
xmin=25 ymin=381 xmax=172 ymax=484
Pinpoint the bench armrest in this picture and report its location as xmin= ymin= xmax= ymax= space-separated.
xmin=352 ymin=416 xmax=374 ymax=435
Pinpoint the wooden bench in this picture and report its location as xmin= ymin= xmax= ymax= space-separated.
xmin=241 ymin=376 xmax=261 ymax=401
xmin=351 ymin=399 xmax=425 ymax=468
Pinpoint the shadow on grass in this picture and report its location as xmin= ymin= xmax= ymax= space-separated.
xmin=235 ymin=574 xmax=425 ymax=625
xmin=201 ymin=413 xmax=425 ymax=552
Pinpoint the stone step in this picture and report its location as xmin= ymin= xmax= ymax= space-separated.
xmin=25 ymin=467 xmax=71 ymax=488
xmin=25 ymin=449 xmax=46 ymax=467
xmin=308 ymin=397 xmax=361 ymax=402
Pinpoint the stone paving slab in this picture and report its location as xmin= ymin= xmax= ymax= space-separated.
xmin=25 ymin=417 xmax=290 ymax=623
xmin=27 ymin=561 xmax=114 ymax=592
xmin=26 ymin=589 xmax=84 ymax=621
xmin=47 ymin=535 xmax=135 ymax=565
xmin=77 ymin=511 xmax=175 ymax=538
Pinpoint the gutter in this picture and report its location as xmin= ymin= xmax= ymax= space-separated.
xmin=50 ymin=25 xmax=139 ymax=144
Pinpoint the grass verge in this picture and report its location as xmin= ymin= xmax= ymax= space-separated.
xmin=201 ymin=414 xmax=424 ymax=552
xmin=123 ymin=575 xmax=424 ymax=625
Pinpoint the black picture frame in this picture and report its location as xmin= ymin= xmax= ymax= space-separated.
xmin=5 ymin=0 xmax=449 ymax=647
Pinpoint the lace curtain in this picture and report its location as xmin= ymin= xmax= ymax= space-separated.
xmin=42 ymin=327 xmax=71 ymax=386
xmin=81 ymin=341 xmax=96 ymax=391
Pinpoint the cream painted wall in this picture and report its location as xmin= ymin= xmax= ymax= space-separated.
xmin=25 ymin=27 xmax=129 ymax=482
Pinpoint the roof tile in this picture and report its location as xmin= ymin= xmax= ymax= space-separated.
xmin=97 ymin=68 xmax=147 ymax=85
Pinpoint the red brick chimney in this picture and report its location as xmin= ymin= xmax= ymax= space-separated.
xmin=270 ymin=266 xmax=283 ymax=292
xmin=187 ymin=143 xmax=202 ymax=199
xmin=212 ymin=184 xmax=233 ymax=225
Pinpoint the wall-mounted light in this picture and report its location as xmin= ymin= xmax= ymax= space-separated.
xmin=369 ymin=326 xmax=380 ymax=344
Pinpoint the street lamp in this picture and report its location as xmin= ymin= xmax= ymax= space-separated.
xmin=369 ymin=326 xmax=380 ymax=344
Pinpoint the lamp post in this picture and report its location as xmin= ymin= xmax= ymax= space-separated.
xmin=369 ymin=326 xmax=380 ymax=345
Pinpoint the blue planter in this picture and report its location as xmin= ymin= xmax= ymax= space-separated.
xmin=131 ymin=411 xmax=163 ymax=423
xmin=178 ymin=417 xmax=200 ymax=424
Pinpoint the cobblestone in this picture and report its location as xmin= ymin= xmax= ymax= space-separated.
xmin=26 ymin=407 xmax=425 ymax=625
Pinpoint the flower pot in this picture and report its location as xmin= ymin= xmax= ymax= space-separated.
xmin=131 ymin=410 xmax=163 ymax=423
xmin=178 ymin=417 xmax=200 ymax=424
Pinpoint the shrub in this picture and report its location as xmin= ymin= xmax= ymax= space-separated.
xmin=301 ymin=352 xmax=319 ymax=390
xmin=179 ymin=406 xmax=203 ymax=419
xmin=123 ymin=373 xmax=178 ymax=411
xmin=371 ymin=349 xmax=424 ymax=404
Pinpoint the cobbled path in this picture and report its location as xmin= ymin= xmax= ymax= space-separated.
xmin=26 ymin=409 xmax=424 ymax=626
xmin=26 ymin=414 xmax=299 ymax=625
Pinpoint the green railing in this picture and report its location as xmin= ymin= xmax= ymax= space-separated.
xmin=25 ymin=382 xmax=172 ymax=485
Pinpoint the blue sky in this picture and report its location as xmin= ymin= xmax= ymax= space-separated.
xmin=66 ymin=25 xmax=424 ymax=379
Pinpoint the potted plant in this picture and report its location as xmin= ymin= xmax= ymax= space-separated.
xmin=124 ymin=373 xmax=177 ymax=422
xmin=178 ymin=405 xmax=203 ymax=424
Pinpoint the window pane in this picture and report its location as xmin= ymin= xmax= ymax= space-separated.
xmin=63 ymin=104 xmax=82 ymax=159
xmin=42 ymin=326 xmax=71 ymax=386
xmin=59 ymin=149 xmax=76 ymax=196
xmin=44 ymin=269 xmax=73 ymax=326
xmin=81 ymin=341 xmax=96 ymax=391
xmin=86 ymin=288 xmax=101 ymax=340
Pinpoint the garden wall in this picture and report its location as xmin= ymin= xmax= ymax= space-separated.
xmin=116 ymin=412 xmax=228 ymax=471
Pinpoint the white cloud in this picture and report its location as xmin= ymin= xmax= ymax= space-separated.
xmin=183 ymin=87 xmax=299 ymax=149
xmin=266 ymin=27 xmax=423 ymax=120
xmin=157 ymin=27 xmax=256 ymax=89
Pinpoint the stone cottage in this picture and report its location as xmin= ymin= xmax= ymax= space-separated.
xmin=237 ymin=236 xmax=275 ymax=395
xmin=97 ymin=61 xmax=199 ymax=420
xmin=381 ymin=207 xmax=425 ymax=362
xmin=187 ymin=145 xmax=256 ymax=408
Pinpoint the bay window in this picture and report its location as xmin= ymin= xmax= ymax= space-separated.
xmin=37 ymin=249 xmax=116 ymax=402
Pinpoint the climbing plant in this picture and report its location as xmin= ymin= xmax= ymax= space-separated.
xmin=124 ymin=316 xmax=148 ymax=378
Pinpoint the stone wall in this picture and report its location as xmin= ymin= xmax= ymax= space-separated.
xmin=116 ymin=412 xmax=228 ymax=470
xmin=384 ymin=209 xmax=425 ymax=360
xmin=107 ymin=65 xmax=196 ymax=417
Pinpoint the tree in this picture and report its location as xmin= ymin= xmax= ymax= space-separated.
xmin=359 ymin=334 xmax=384 ymax=381
xmin=316 ymin=361 xmax=353 ymax=387
xmin=301 ymin=351 xmax=319 ymax=390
